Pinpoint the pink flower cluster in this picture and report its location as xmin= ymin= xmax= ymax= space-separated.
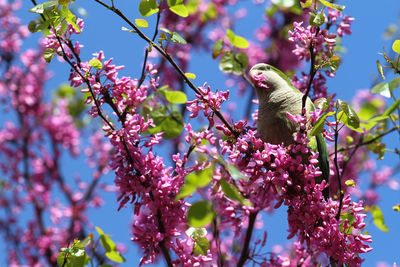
xmin=29 ymin=1 xmax=376 ymax=266
xmin=0 ymin=2 xmax=112 ymax=265
xmin=187 ymin=83 xmax=230 ymax=122
xmin=44 ymin=19 xmax=221 ymax=264
xmin=288 ymin=8 xmax=354 ymax=99
xmin=215 ymin=113 xmax=371 ymax=265
xmin=289 ymin=21 xmax=337 ymax=61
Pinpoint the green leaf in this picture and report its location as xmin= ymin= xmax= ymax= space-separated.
xmin=105 ymin=251 xmax=125 ymax=263
xmin=300 ymin=0 xmax=312 ymax=8
xmin=226 ymin=164 xmax=247 ymax=180
xmin=57 ymin=252 xmax=68 ymax=267
xmin=219 ymin=52 xmax=235 ymax=73
xmin=271 ymin=0 xmax=295 ymax=7
xmin=234 ymin=52 xmax=249 ymax=74
xmin=193 ymin=236 xmax=210 ymax=256
xmin=69 ymin=254 xmax=87 ymax=267
xmin=389 ymin=76 xmax=400 ymax=91
xmin=148 ymin=109 xmax=184 ymax=139
xmin=148 ymin=106 xmax=167 ymax=125
xmin=382 ymin=98 xmax=400 ymax=117
xmin=358 ymin=99 xmax=385 ymax=121
xmin=96 ymin=226 xmax=116 ymax=252
xmin=266 ymin=5 xmax=278 ymax=18
xmin=337 ymin=111 xmax=364 ymax=133
xmin=217 ymin=157 xmax=247 ymax=180
xmin=29 ymin=0 xmax=57 ymax=13
xmin=168 ymin=0 xmax=189 ymax=17
xmin=328 ymin=55 xmax=340 ymax=72
xmin=187 ymin=201 xmax=215 ymax=227
xmin=201 ymin=3 xmax=217 ymax=22
xmin=28 ymin=20 xmax=38 ymax=33
xmin=186 ymin=227 xmax=207 ymax=239
xmin=69 ymin=255 xmax=88 ymax=267
xmin=59 ymin=5 xmax=80 ymax=32
xmin=376 ymin=59 xmax=385 ymax=80
xmin=175 ymin=167 xmax=213 ymax=200
xmin=310 ymin=111 xmax=335 ymax=136
xmin=392 ymin=40 xmax=400 ymax=54
xmin=226 ymin=29 xmax=249 ymax=49
xmin=135 ymin=18 xmax=149 ymax=28
xmin=164 ymin=111 xmax=184 ymax=138
xmin=310 ymin=12 xmax=325 ymax=27
xmin=371 ymin=205 xmax=389 ymax=232
xmin=212 ymin=40 xmax=224 ymax=59
xmin=219 ymin=52 xmax=247 ymax=75
xmin=219 ymin=179 xmax=252 ymax=206
xmin=89 ymin=58 xmax=103 ymax=70
xmin=187 ymin=0 xmax=199 ymax=14
xmin=43 ymin=49 xmax=54 ymax=63
xmin=338 ymin=99 xmax=360 ymax=129
xmin=175 ymin=183 xmax=197 ymax=200
xmin=161 ymin=90 xmax=187 ymax=104
xmin=35 ymin=20 xmax=51 ymax=35
xmin=139 ymin=0 xmax=159 ymax=17
xmin=185 ymin=73 xmax=196 ymax=79
xmin=361 ymin=114 xmax=389 ymax=131
xmin=186 ymin=167 xmax=213 ymax=187
xmin=160 ymin=27 xmax=172 ymax=34
xmin=371 ymin=82 xmax=391 ymax=98
xmin=100 ymin=265 xmax=113 ymax=267
xmin=121 ymin=26 xmax=136 ymax=33
xmin=171 ymin=32 xmax=187 ymax=44
xmin=314 ymin=97 xmax=330 ymax=111
xmin=77 ymin=237 xmax=91 ymax=248
xmin=169 ymin=5 xmax=189 ymax=17
xmin=393 ymin=204 xmax=400 ymax=212
xmin=318 ymin=0 xmax=345 ymax=11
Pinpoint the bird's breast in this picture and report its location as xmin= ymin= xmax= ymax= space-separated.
xmin=257 ymin=90 xmax=303 ymax=145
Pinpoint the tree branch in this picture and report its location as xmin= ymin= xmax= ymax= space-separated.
xmin=92 ymin=0 xmax=238 ymax=137
xmin=236 ymin=211 xmax=258 ymax=267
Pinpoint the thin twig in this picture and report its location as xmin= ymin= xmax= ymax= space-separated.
xmin=331 ymin=126 xmax=399 ymax=156
xmin=302 ymin=27 xmax=320 ymax=110
xmin=137 ymin=2 xmax=162 ymax=88
xmin=236 ymin=211 xmax=258 ymax=267
xmin=333 ymin=112 xmax=343 ymax=220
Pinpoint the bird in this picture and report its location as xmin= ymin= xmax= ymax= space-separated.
xmin=249 ymin=63 xmax=330 ymax=199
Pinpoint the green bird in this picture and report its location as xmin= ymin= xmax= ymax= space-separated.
xmin=249 ymin=63 xmax=330 ymax=199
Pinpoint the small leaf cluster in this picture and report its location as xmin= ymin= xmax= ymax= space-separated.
xmin=303 ymin=0 xmax=345 ymax=27
xmin=29 ymin=1 xmax=80 ymax=63
xmin=312 ymin=95 xmax=393 ymax=159
xmin=212 ymin=29 xmax=249 ymax=75
xmin=185 ymin=227 xmax=210 ymax=256
xmin=158 ymin=27 xmax=187 ymax=48
xmin=144 ymin=86 xmax=187 ymax=139
xmin=57 ymin=227 xmax=125 ymax=267
xmin=54 ymin=84 xmax=88 ymax=128
xmin=175 ymin=157 xmax=251 ymax=257
xmin=139 ymin=0 xmax=189 ymax=18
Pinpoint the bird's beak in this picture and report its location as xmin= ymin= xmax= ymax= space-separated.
xmin=249 ymin=69 xmax=261 ymax=81
xmin=249 ymin=69 xmax=269 ymax=89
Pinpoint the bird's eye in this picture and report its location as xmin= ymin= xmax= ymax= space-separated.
xmin=266 ymin=66 xmax=271 ymax=70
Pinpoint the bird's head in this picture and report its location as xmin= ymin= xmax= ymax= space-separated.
xmin=249 ymin=63 xmax=292 ymax=94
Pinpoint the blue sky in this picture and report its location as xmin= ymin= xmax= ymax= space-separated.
xmin=10 ymin=0 xmax=400 ymax=266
